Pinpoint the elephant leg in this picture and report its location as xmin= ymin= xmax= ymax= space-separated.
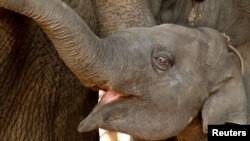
xmin=0 ymin=0 xmax=99 ymax=140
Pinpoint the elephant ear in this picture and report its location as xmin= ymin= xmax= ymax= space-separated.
xmin=201 ymin=75 xmax=247 ymax=133
xmin=200 ymin=31 xmax=248 ymax=133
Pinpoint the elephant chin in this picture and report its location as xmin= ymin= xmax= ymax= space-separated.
xmin=77 ymin=88 xmax=134 ymax=133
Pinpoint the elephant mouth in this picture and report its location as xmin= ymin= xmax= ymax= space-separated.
xmin=91 ymin=82 xmax=136 ymax=105
xmin=78 ymin=87 xmax=136 ymax=133
xmin=100 ymin=89 xmax=124 ymax=104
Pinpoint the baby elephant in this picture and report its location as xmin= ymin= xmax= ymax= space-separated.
xmin=79 ymin=26 xmax=248 ymax=140
xmin=0 ymin=0 xmax=247 ymax=140
xmin=131 ymin=41 xmax=250 ymax=141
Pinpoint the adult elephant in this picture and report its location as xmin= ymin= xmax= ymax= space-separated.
xmin=157 ymin=0 xmax=250 ymax=46
xmin=0 ymin=0 xmax=157 ymax=141
xmin=0 ymin=0 xmax=99 ymax=140
xmin=92 ymin=0 xmax=156 ymax=37
xmin=1 ymin=0 xmax=247 ymax=141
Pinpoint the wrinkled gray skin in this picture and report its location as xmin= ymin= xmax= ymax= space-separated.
xmin=0 ymin=0 xmax=157 ymax=140
xmin=0 ymin=0 xmax=99 ymax=140
xmin=157 ymin=0 xmax=250 ymax=46
xmin=0 ymin=0 xmax=248 ymax=141
xmin=92 ymin=0 xmax=156 ymax=37
xmin=0 ymin=0 xmax=156 ymax=140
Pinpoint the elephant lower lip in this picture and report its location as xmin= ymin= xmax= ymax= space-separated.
xmin=100 ymin=90 xmax=123 ymax=104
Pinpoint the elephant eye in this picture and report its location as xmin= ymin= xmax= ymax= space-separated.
xmin=152 ymin=53 xmax=175 ymax=71
xmin=155 ymin=56 xmax=170 ymax=65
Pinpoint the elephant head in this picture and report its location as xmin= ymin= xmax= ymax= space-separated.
xmin=0 ymin=0 xmax=247 ymax=140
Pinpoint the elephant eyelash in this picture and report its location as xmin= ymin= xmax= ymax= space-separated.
xmin=154 ymin=56 xmax=174 ymax=66
xmin=152 ymin=53 xmax=175 ymax=71
xmin=151 ymin=46 xmax=175 ymax=71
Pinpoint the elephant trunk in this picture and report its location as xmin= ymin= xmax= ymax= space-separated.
xmin=0 ymin=0 xmax=119 ymax=88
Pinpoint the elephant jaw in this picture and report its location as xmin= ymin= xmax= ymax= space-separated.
xmin=78 ymin=87 xmax=134 ymax=133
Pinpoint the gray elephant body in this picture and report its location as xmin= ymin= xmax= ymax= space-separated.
xmin=0 ymin=0 xmax=157 ymax=140
xmin=0 ymin=0 xmax=99 ymax=140
xmin=92 ymin=0 xmax=156 ymax=37
xmin=157 ymin=0 xmax=250 ymax=46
